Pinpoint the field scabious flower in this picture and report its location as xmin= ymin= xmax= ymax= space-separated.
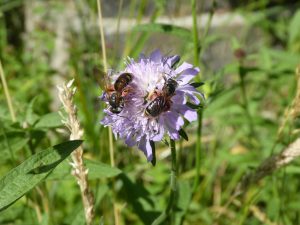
xmin=101 ymin=50 xmax=203 ymax=161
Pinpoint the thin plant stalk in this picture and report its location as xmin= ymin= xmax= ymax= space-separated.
xmin=152 ymin=139 xmax=177 ymax=225
xmin=192 ymin=110 xmax=202 ymax=192
xmin=97 ymin=0 xmax=108 ymax=73
xmin=199 ymin=0 xmax=215 ymax=57
xmin=96 ymin=0 xmax=119 ymax=223
xmin=0 ymin=59 xmax=16 ymax=122
xmin=96 ymin=0 xmax=115 ymax=166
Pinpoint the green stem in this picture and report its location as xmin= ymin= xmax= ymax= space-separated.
xmin=97 ymin=1 xmax=118 ymax=224
xmin=238 ymin=65 xmax=255 ymax=136
xmin=0 ymin=122 xmax=15 ymax=166
xmin=192 ymin=110 xmax=203 ymax=192
xmin=199 ymin=0 xmax=216 ymax=58
xmin=0 ymin=59 xmax=16 ymax=122
xmin=152 ymin=139 xmax=177 ymax=225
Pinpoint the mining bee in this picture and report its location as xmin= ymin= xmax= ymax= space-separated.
xmin=98 ymin=71 xmax=133 ymax=114
xmin=145 ymin=77 xmax=178 ymax=117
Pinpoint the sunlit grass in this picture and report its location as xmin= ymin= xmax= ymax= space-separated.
xmin=0 ymin=1 xmax=300 ymax=225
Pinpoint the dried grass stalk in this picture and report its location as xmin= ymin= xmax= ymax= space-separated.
xmin=57 ymin=79 xmax=94 ymax=225
xmin=236 ymin=137 xmax=300 ymax=194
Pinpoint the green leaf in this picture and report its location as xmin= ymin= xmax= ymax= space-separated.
xmin=0 ymin=0 xmax=23 ymax=12
xmin=0 ymin=131 xmax=29 ymax=163
xmin=132 ymin=23 xmax=192 ymax=41
xmin=262 ymin=48 xmax=300 ymax=72
xmin=190 ymin=82 xmax=204 ymax=88
xmin=175 ymin=180 xmax=192 ymax=225
xmin=150 ymin=140 xmax=156 ymax=166
xmin=25 ymin=97 xmax=39 ymax=126
xmin=34 ymin=112 xmax=63 ymax=129
xmin=86 ymin=159 xmax=122 ymax=179
xmin=63 ymin=202 xmax=85 ymax=225
xmin=179 ymin=128 xmax=189 ymax=141
xmin=64 ymin=184 xmax=108 ymax=225
xmin=186 ymin=102 xmax=203 ymax=110
xmin=0 ymin=140 xmax=82 ymax=211
xmin=289 ymin=10 xmax=300 ymax=50
xmin=47 ymin=159 xmax=122 ymax=180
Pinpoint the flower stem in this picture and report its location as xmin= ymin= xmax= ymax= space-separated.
xmin=191 ymin=0 xmax=201 ymax=195
xmin=152 ymin=139 xmax=177 ymax=225
xmin=193 ymin=110 xmax=203 ymax=193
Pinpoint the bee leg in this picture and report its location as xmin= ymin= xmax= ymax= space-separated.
xmin=107 ymin=85 xmax=115 ymax=92
xmin=143 ymin=92 xmax=149 ymax=105
xmin=121 ymin=86 xmax=133 ymax=97
xmin=163 ymin=100 xmax=172 ymax=112
xmin=148 ymin=89 xmax=161 ymax=101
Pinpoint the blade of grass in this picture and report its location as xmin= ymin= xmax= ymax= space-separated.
xmin=191 ymin=0 xmax=201 ymax=194
xmin=0 ymin=60 xmax=16 ymax=122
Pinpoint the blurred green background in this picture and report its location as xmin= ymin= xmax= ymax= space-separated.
xmin=1 ymin=0 xmax=300 ymax=224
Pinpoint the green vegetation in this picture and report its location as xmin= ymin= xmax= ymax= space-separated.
xmin=1 ymin=0 xmax=300 ymax=224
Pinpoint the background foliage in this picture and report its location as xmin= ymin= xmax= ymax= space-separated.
xmin=1 ymin=0 xmax=300 ymax=224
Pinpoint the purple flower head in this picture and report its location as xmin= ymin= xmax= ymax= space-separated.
xmin=101 ymin=50 xmax=203 ymax=162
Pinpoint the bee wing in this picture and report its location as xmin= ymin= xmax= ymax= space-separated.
xmin=93 ymin=67 xmax=112 ymax=91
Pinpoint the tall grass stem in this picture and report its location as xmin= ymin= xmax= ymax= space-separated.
xmin=96 ymin=1 xmax=118 ymax=224
xmin=0 ymin=59 xmax=16 ymax=122
xmin=97 ymin=0 xmax=108 ymax=73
